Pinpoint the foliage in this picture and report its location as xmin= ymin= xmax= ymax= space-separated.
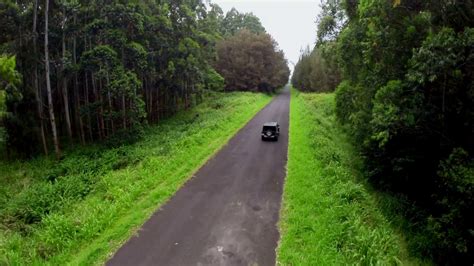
xmin=431 ymin=148 xmax=474 ymax=260
xmin=0 ymin=55 xmax=20 ymax=89
xmin=0 ymin=0 xmax=282 ymax=156
xmin=316 ymin=0 xmax=347 ymax=43
xmin=0 ymin=54 xmax=20 ymax=137
xmin=220 ymin=7 xmax=266 ymax=36
xmin=0 ymin=91 xmax=271 ymax=265
xmin=291 ymin=42 xmax=341 ymax=92
xmin=215 ymin=30 xmax=290 ymax=93
xmin=204 ymin=66 xmax=225 ymax=92
xmin=0 ymin=90 xmax=4 ymax=116
xmin=330 ymin=0 xmax=473 ymax=263
xmin=291 ymin=0 xmax=345 ymax=92
xmin=334 ymin=80 xmax=355 ymax=125
xmin=278 ymin=89 xmax=421 ymax=264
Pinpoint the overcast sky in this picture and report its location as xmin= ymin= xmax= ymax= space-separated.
xmin=210 ymin=0 xmax=321 ymax=71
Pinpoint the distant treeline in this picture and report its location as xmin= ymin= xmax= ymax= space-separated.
xmin=293 ymin=0 xmax=473 ymax=264
xmin=216 ymin=30 xmax=289 ymax=92
xmin=0 ymin=1 xmax=289 ymax=157
xmin=291 ymin=42 xmax=340 ymax=92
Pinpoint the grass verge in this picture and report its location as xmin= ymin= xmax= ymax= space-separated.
xmin=277 ymin=89 xmax=424 ymax=265
xmin=0 ymin=91 xmax=272 ymax=265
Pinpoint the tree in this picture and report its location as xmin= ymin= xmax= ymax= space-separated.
xmin=316 ymin=0 xmax=346 ymax=44
xmin=44 ymin=0 xmax=61 ymax=159
xmin=1 ymin=1 xmax=268 ymax=156
xmin=328 ymin=0 xmax=473 ymax=263
xmin=215 ymin=30 xmax=289 ymax=93
xmin=220 ymin=8 xmax=266 ymax=36
xmin=291 ymin=42 xmax=341 ymax=92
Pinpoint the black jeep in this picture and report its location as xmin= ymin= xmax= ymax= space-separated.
xmin=261 ymin=122 xmax=280 ymax=141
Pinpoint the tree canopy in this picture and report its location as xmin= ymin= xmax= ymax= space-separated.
xmin=0 ymin=0 xmax=289 ymax=157
xmin=292 ymin=0 xmax=473 ymax=263
xmin=215 ymin=30 xmax=289 ymax=93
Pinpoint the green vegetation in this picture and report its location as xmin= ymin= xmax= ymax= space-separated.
xmin=215 ymin=30 xmax=290 ymax=92
xmin=218 ymin=7 xmax=266 ymax=36
xmin=0 ymin=90 xmax=4 ymax=112
xmin=291 ymin=42 xmax=340 ymax=92
xmin=292 ymin=1 xmax=473 ymax=263
xmin=278 ymin=89 xmax=422 ymax=265
xmin=0 ymin=90 xmax=5 ymax=120
xmin=0 ymin=0 xmax=286 ymax=159
xmin=0 ymin=90 xmax=5 ymax=152
xmin=0 ymin=91 xmax=271 ymax=265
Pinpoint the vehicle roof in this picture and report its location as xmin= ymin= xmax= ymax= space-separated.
xmin=263 ymin=122 xmax=278 ymax=126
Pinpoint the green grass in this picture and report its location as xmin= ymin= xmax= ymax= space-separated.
xmin=277 ymin=89 xmax=424 ymax=265
xmin=0 ymin=91 xmax=272 ymax=265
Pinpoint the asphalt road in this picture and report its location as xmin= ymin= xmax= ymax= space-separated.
xmin=107 ymin=85 xmax=290 ymax=266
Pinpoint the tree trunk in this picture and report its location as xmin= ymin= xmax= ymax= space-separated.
xmin=91 ymin=72 xmax=103 ymax=139
xmin=122 ymin=94 xmax=126 ymax=129
xmin=45 ymin=0 xmax=61 ymax=158
xmin=84 ymin=37 xmax=93 ymax=141
xmin=62 ymin=24 xmax=73 ymax=139
xmin=148 ymin=80 xmax=153 ymax=122
xmin=99 ymin=80 xmax=106 ymax=137
xmin=32 ymin=0 xmax=48 ymax=155
xmin=85 ymin=71 xmax=93 ymax=141
xmin=106 ymin=72 xmax=114 ymax=134
xmin=73 ymin=15 xmax=85 ymax=144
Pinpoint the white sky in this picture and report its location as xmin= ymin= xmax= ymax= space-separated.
xmin=210 ymin=0 xmax=321 ymax=71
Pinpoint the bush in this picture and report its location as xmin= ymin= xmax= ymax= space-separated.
xmin=204 ymin=67 xmax=225 ymax=91
xmin=429 ymin=148 xmax=474 ymax=262
xmin=335 ymin=80 xmax=356 ymax=125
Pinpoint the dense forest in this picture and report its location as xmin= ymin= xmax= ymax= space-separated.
xmin=291 ymin=43 xmax=340 ymax=92
xmin=216 ymin=30 xmax=290 ymax=92
xmin=0 ymin=0 xmax=289 ymax=158
xmin=292 ymin=0 xmax=473 ymax=263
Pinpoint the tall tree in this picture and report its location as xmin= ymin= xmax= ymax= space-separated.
xmin=60 ymin=1 xmax=72 ymax=138
xmin=32 ymin=0 xmax=48 ymax=155
xmin=0 ymin=0 xmax=280 ymax=156
xmin=215 ymin=30 xmax=289 ymax=92
xmin=327 ymin=0 xmax=473 ymax=263
xmin=44 ymin=0 xmax=61 ymax=158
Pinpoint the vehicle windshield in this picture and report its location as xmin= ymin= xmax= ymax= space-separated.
xmin=263 ymin=126 xmax=276 ymax=132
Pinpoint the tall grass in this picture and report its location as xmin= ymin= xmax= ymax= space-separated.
xmin=277 ymin=89 xmax=425 ymax=265
xmin=0 ymin=91 xmax=272 ymax=265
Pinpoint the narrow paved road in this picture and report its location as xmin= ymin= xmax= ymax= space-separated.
xmin=108 ymin=86 xmax=290 ymax=266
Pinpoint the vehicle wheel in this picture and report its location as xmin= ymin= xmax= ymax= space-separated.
xmin=275 ymin=137 xmax=279 ymax=141
xmin=261 ymin=136 xmax=265 ymax=141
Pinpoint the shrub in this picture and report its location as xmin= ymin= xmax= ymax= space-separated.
xmin=204 ymin=67 xmax=225 ymax=91
xmin=335 ymin=80 xmax=356 ymax=125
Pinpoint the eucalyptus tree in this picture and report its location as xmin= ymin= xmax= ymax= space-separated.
xmin=0 ymin=0 xmax=278 ymax=158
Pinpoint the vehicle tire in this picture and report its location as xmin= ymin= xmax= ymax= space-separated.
xmin=261 ymin=136 xmax=265 ymax=141
xmin=275 ymin=137 xmax=278 ymax=141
